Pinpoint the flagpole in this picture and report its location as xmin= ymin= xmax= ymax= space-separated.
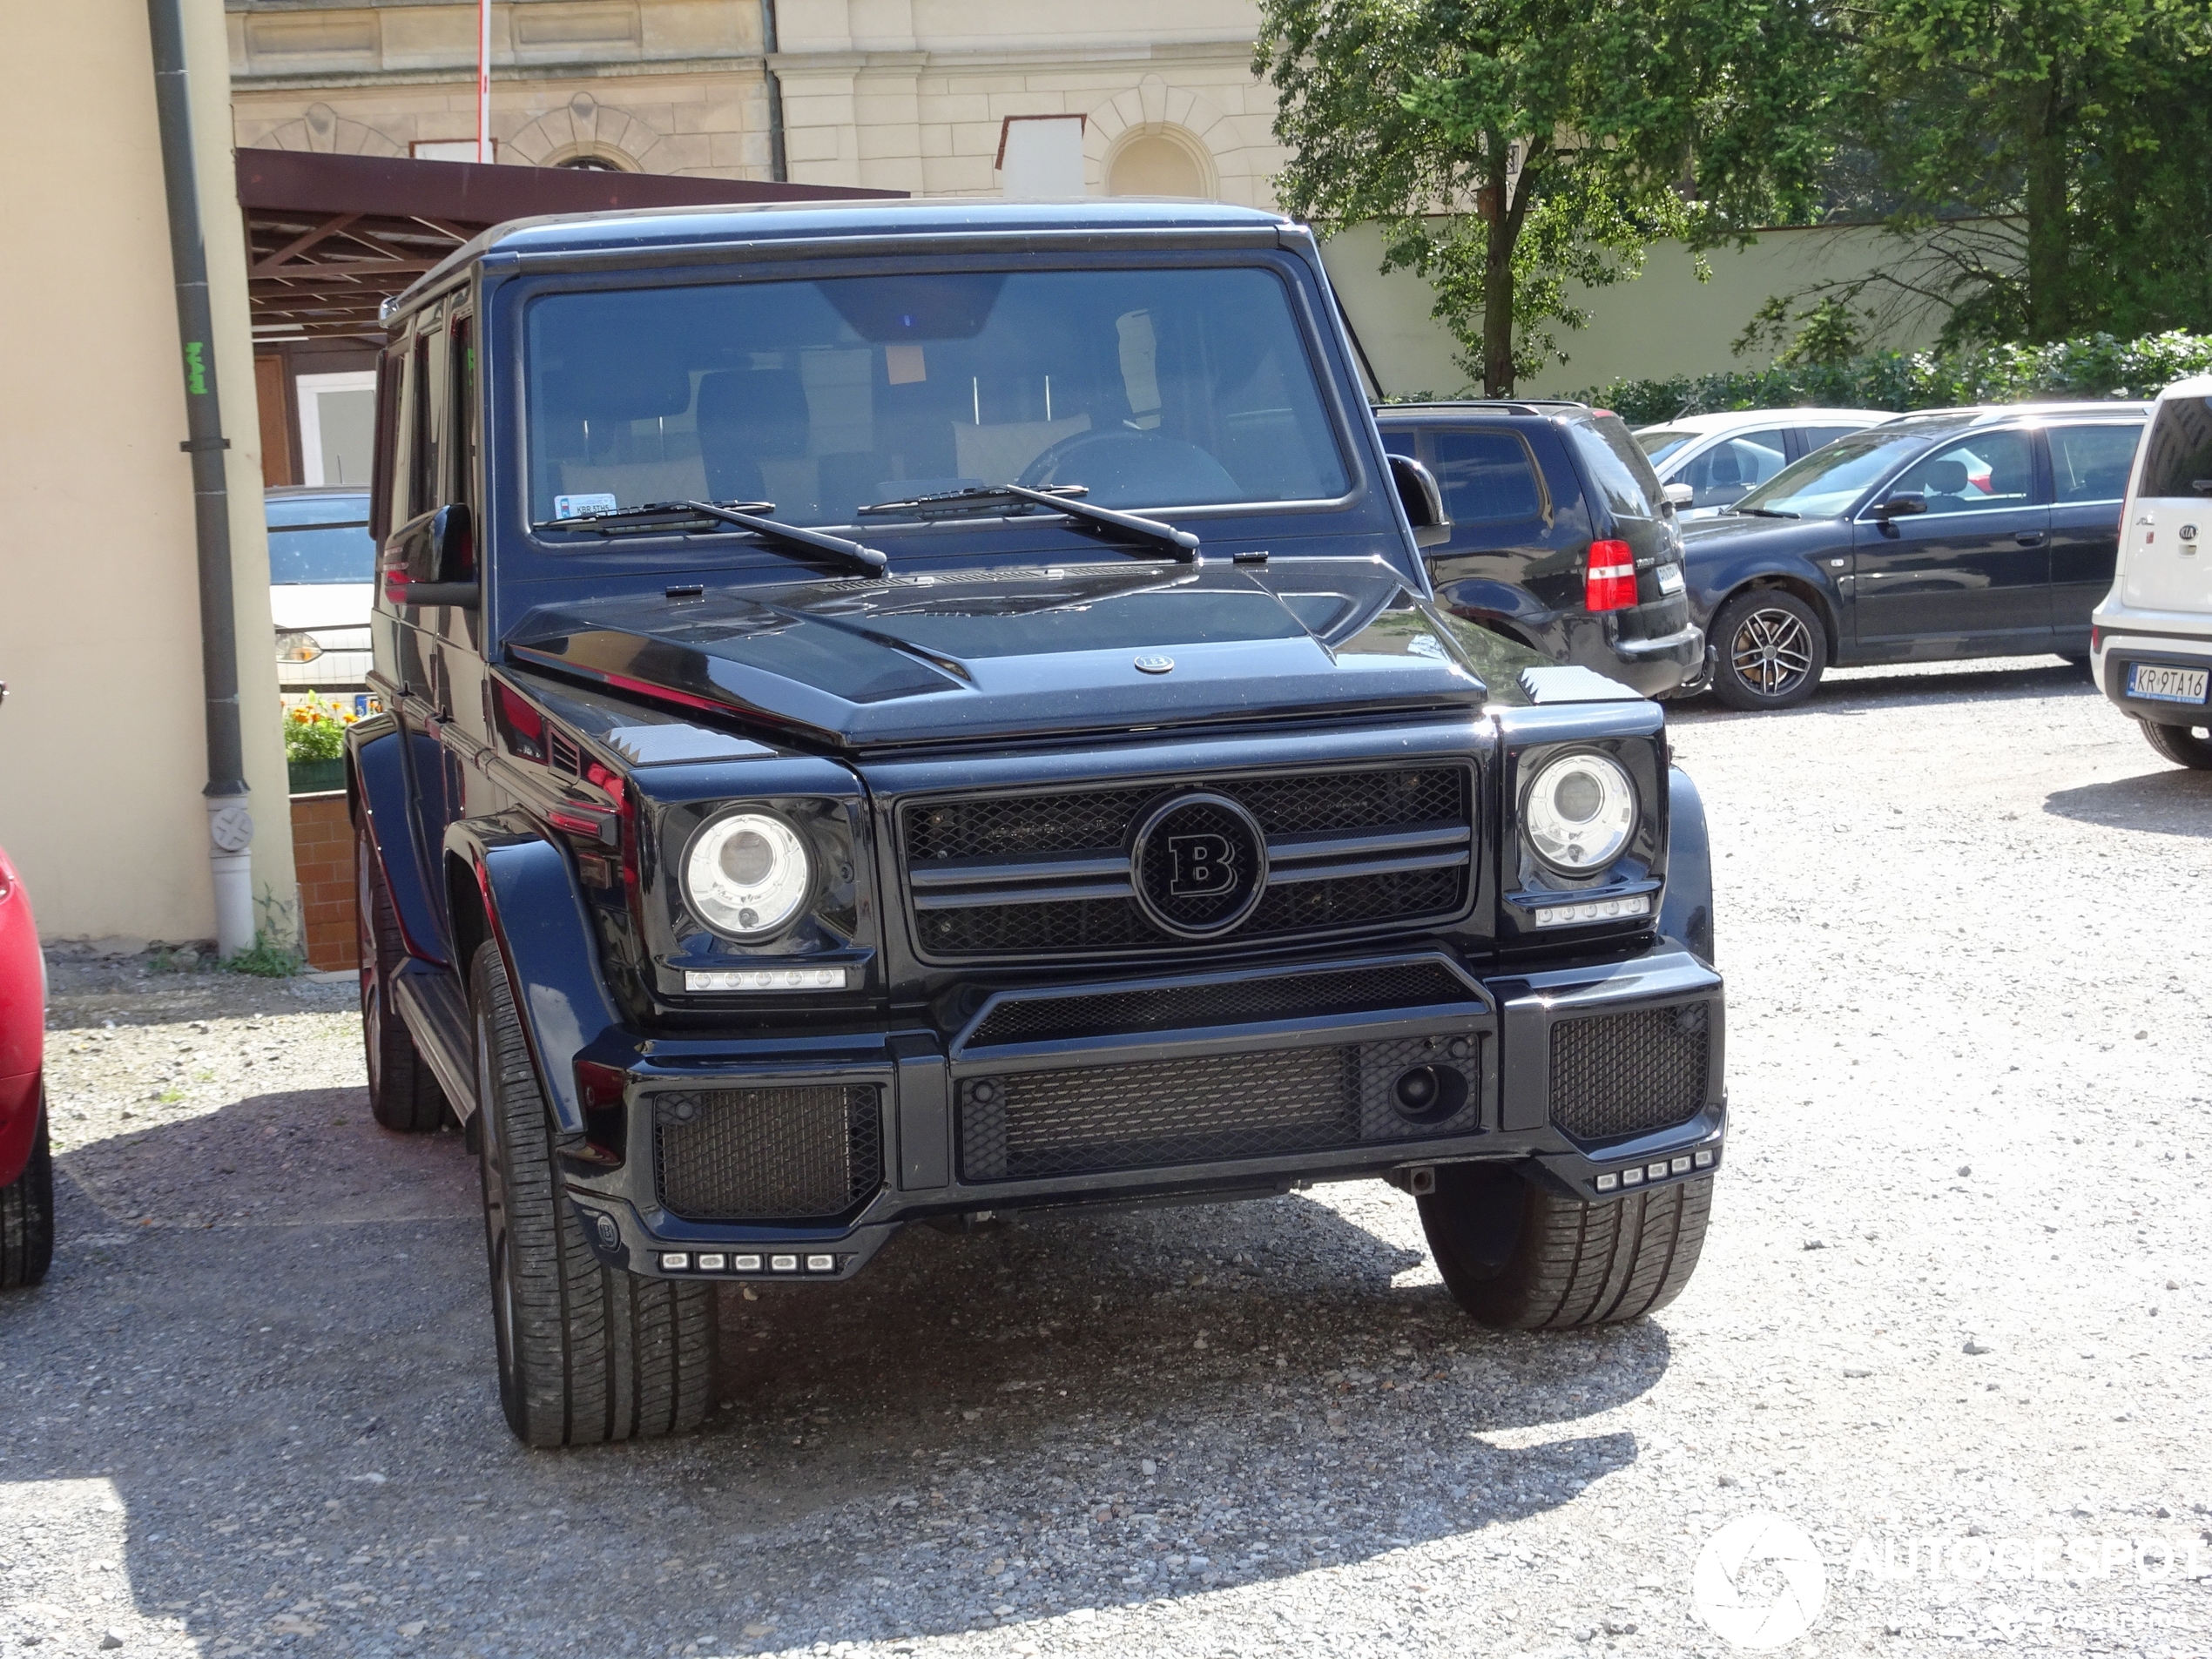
xmin=477 ymin=0 xmax=492 ymax=162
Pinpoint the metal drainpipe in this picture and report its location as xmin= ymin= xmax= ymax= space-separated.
xmin=760 ymin=0 xmax=788 ymax=183
xmin=147 ymin=0 xmax=256 ymax=960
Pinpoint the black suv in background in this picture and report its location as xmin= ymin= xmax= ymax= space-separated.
xmin=1375 ymin=401 xmax=1703 ymax=697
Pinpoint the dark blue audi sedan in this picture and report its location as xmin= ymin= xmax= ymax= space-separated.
xmin=1680 ymin=401 xmax=2146 ymax=709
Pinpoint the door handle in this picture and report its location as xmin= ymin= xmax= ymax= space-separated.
xmin=2014 ymin=532 xmax=2046 ymax=546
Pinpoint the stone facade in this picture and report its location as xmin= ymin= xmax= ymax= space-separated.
xmin=226 ymin=0 xmax=1287 ymax=206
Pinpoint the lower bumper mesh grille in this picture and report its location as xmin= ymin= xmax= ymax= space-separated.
xmin=1548 ymin=1004 xmax=1710 ymax=1143
xmin=958 ymin=1035 xmax=1483 ymax=1183
xmin=653 ymin=1085 xmax=881 ymax=1222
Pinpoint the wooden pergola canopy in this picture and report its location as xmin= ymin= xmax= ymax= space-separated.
xmin=239 ymin=150 xmax=900 ymax=341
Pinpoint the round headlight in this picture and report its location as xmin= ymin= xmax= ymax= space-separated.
xmin=683 ymin=811 xmax=813 ymax=940
xmin=1523 ymin=752 xmax=1636 ymax=874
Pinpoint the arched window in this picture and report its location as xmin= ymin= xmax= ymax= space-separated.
xmin=556 ymin=153 xmax=625 ymax=172
xmin=1107 ymin=132 xmax=1207 ymax=199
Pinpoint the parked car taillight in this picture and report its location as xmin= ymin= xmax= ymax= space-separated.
xmin=1585 ymin=540 xmax=1638 ymax=611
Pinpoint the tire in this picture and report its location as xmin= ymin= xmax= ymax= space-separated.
xmin=0 ymin=1090 xmax=54 ymax=1291
xmin=1709 ymin=589 xmax=1826 ymax=711
xmin=357 ymin=818 xmax=446 ymax=1133
xmin=471 ymin=942 xmax=715 ymax=1447
xmin=1417 ymin=1163 xmax=1710 ymax=1329
xmin=2140 ymin=717 xmax=2212 ymax=770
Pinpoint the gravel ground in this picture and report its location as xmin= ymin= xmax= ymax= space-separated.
xmin=3 ymin=655 xmax=2209 ymax=1659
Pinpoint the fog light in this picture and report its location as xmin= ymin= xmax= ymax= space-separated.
xmin=806 ymin=1254 xmax=835 ymax=1272
xmin=771 ymin=1254 xmax=799 ymax=1271
xmin=660 ymin=1252 xmax=691 ymax=1271
xmin=1694 ymin=1149 xmax=1715 ymax=1169
xmin=1531 ymin=893 xmax=1652 ymax=928
xmin=733 ymin=1253 xmax=763 ymax=1271
xmin=686 ymin=967 xmax=850 ymax=993
xmin=1595 ymin=1172 xmax=1619 ymax=1192
xmin=697 ymin=1253 xmax=727 ymax=1271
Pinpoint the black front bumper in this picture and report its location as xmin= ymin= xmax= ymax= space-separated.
xmin=559 ymin=935 xmax=1725 ymax=1283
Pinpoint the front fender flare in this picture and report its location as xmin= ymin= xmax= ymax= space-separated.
xmin=348 ymin=715 xmax=448 ymax=966
xmin=1659 ymin=766 xmax=1715 ymax=965
xmin=446 ymin=814 xmax=624 ymax=1136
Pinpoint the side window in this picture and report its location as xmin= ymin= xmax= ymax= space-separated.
xmin=448 ymin=313 xmax=475 ymax=509
xmin=372 ymin=344 xmax=408 ymax=540
xmin=1565 ymin=415 xmax=1667 ymax=522
xmin=1893 ymin=430 xmax=2036 ymax=513
xmin=2136 ymin=397 xmax=2212 ymax=500
xmin=1800 ymin=424 xmax=1865 ymax=451
xmin=408 ymin=314 xmax=449 ymax=520
xmin=1431 ymin=428 xmax=1545 ymax=523
xmin=1678 ymin=429 xmax=1787 ymax=509
xmin=2049 ymin=423 xmax=2142 ymax=503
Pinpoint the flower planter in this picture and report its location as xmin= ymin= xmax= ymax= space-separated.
xmin=287 ymin=756 xmax=346 ymax=796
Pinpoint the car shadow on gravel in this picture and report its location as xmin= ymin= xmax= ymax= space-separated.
xmin=2042 ymin=767 xmax=2212 ymax=836
xmin=6 ymin=1097 xmax=1669 ymax=1656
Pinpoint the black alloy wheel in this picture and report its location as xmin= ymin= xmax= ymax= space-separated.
xmin=471 ymin=941 xmax=715 ymax=1447
xmin=1417 ymin=1161 xmax=1711 ymax=1329
xmin=0 ymin=1089 xmax=53 ymax=1289
xmin=1709 ymin=589 xmax=1826 ymax=711
xmin=357 ymin=818 xmax=446 ymax=1133
xmin=2140 ymin=718 xmax=2212 ymax=770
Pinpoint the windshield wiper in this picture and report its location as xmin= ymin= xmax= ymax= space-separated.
xmin=860 ymin=483 xmax=1199 ymax=563
xmin=534 ymin=499 xmax=887 ymax=577
xmin=1728 ymin=505 xmax=1801 ymax=519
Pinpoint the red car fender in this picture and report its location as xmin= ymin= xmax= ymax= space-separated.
xmin=0 ymin=842 xmax=44 ymax=1188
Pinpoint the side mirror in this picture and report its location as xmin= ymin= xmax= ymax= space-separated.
xmin=1387 ymin=453 xmax=1453 ymax=549
xmin=1662 ymin=482 xmax=1695 ymax=509
xmin=1870 ymin=494 xmax=1928 ymax=521
xmin=381 ymin=504 xmax=480 ymax=608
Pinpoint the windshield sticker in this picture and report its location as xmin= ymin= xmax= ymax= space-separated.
xmin=886 ymin=344 xmax=927 ymax=386
xmin=556 ymin=492 xmax=620 ymax=520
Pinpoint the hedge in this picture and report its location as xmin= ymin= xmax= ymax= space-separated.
xmin=1573 ymin=331 xmax=2212 ymax=427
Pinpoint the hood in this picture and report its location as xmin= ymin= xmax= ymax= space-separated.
xmin=502 ymin=559 xmax=1486 ymax=750
xmin=1679 ymin=513 xmax=1839 ymax=559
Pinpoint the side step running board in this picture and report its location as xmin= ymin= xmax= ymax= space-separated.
xmin=392 ymin=961 xmax=478 ymax=1121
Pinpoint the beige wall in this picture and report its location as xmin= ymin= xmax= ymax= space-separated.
xmin=226 ymin=0 xmax=1285 ymax=201
xmin=1322 ymin=221 xmax=1949 ymax=401
xmin=1 ymin=0 xmax=293 ymax=947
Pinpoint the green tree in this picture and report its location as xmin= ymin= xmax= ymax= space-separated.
xmin=1842 ymin=0 xmax=2212 ymax=341
xmin=1257 ymin=0 xmax=1839 ymax=394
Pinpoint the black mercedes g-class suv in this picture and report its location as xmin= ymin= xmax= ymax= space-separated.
xmin=1374 ymin=401 xmax=1704 ymax=698
xmin=348 ymin=199 xmax=1725 ymax=1447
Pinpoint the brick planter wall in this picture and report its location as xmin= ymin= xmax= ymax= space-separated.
xmin=290 ymin=792 xmax=358 ymax=973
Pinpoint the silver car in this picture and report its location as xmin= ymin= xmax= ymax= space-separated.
xmin=268 ymin=486 xmax=374 ymax=693
xmin=1635 ymin=408 xmax=1891 ymax=519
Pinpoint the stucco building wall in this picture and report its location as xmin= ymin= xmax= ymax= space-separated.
xmin=2 ymin=0 xmax=293 ymax=946
xmin=224 ymin=0 xmax=1285 ymax=202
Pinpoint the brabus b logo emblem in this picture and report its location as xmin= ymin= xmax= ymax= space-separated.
xmin=1167 ymin=833 xmax=1238 ymax=897
xmin=1130 ymin=792 xmax=1269 ymax=938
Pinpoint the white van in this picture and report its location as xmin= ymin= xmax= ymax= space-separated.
xmin=2092 ymin=375 xmax=2212 ymax=767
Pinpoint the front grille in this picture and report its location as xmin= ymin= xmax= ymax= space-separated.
xmin=965 ymin=961 xmax=1477 ymax=1049
xmin=1548 ymin=1004 xmax=1710 ymax=1143
xmin=961 ymin=1048 xmax=1361 ymax=1181
xmin=903 ymin=765 xmax=1474 ymax=960
xmin=653 ymin=1085 xmax=881 ymax=1221
xmin=958 ymin=1033 xmax=1483 ymax=1181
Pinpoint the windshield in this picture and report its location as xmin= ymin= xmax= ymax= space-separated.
xmin=266 ymin=493 xmax=373 ymax=584
xmin=523 ymin=267 xmax=1350 ymax=531
xmin=1734 ymin=424 xmax=1962 ymax=517
xmin=1635 ymin=428 xmax=1699 ymax=464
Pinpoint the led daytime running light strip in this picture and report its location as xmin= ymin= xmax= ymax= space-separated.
xmin=1595 ymin=1148 xmax=1715 ymax=1193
